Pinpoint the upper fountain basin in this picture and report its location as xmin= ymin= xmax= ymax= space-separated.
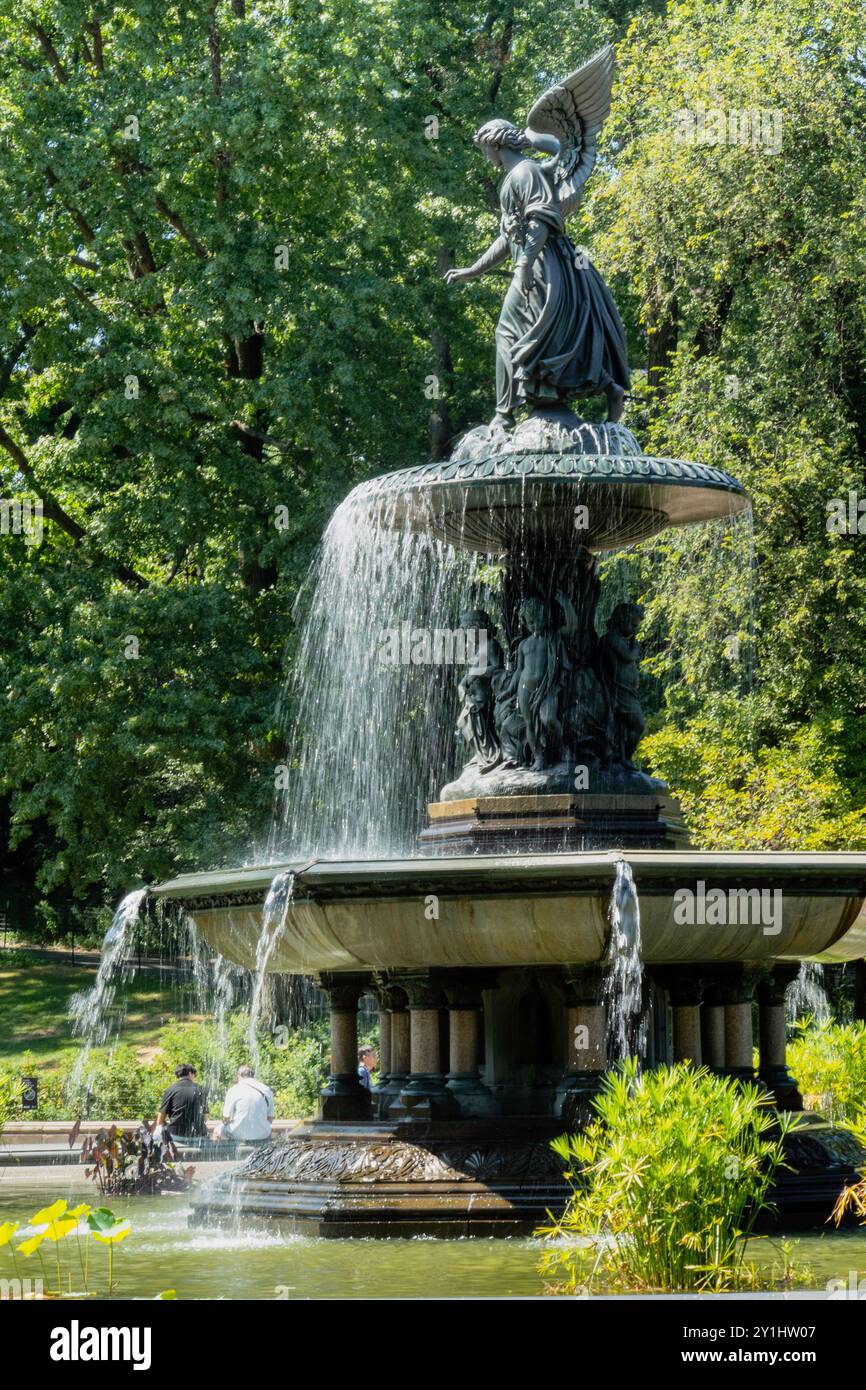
xmin=151 ymin=850 xmax=866 ymax=974
xmin=348 ymin=412 xmax=748 ymax=553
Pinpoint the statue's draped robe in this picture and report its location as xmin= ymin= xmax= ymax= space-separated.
xmin=496 ymin=159 xmax=630 ymax=414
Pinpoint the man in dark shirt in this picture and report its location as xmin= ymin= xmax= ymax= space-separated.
xmin=156 ymin=1064 xmax=209 ymax=1140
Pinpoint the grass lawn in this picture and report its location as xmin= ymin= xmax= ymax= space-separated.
xmin=0 ymin=951 xmax=197 ymax=1072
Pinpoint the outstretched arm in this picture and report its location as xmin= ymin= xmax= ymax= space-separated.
xmin=443 ymin=234 xmax=508 ymax=285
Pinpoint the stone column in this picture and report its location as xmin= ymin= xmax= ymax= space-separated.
xmin=394 ymin=971 xmax=456 ymax=1120
xmin=371 ymin=980 xmax=409 ymax=1119
xmin=443 ymin=974 xmax=497 ymax=1116
xmin=758 ymin=966 xmax=803 ymax=1110
xmin=317 ymin=971 xmax=373 ymax=1121
xmin=661 ymin=970 xmax=703 ymax=1065
xmin=554 ymin=966 xmax=607 ymax=1120
xmin=720 ymin=968 xmax=760 ymax=1083
xmin=700 ymin=981 xmax=726 ymax=1071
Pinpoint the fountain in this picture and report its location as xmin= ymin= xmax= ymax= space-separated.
xmin=143 ymin=47 xmax=866 ymax=1234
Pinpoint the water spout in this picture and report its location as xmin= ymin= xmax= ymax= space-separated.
xmin=603 ymin=859 xmax=646 ymax=1063
xmin=247 ymin=870 xmax=297 ymax=1073
xmin=787 ymin=961 xmax=830 ymax=1023
xmin=68 ymin=888 xmax=149 ymax=1091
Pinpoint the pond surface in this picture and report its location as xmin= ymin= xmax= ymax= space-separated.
xmin=2 ymin=1183 xmax=865 ymax=1300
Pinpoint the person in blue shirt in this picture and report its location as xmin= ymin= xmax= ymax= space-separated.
xmin=357 ymin=1046 xmax=377 ymax=1089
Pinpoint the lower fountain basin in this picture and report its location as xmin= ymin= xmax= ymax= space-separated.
xmin=152 ymin=850 xmax=866 ymax=974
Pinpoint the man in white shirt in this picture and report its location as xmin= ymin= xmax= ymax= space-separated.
xmin=219 ymin=1066 xmax=275 ymax=1144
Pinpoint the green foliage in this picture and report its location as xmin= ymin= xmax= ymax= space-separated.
xmin=0 ymin=1010 xmax=336 ymax=1121
xmin=787 ymin=1020 xmax=866 ymax=1123
xmin=539 ymin=1060 xmax=792 ymax=1294
xmin=642 ymin=716 xmax=866 ymax=850
xmin=0 ymin=1072 xmax=22 ymax=1141
xmin=0 ymin=1196 xmax=130 ymax=1298
xmin=2 ymin=0 xmax=865 ymax=915
xmin=591 ymin=0 xmax=866 ymax=843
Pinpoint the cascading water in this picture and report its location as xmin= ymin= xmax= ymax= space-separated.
xmin=603 ymin=859 xmax=646 ymax=1062
xmin=69 ymin=888 xmax=150 ymax=1090
xmin=247 ymin=870 xmax=296 ymax=1073
xmin=68 ymin=891 xmax=250 ymax=1107
xmin=787 ymin=961 xmax=831 ymax=1023
xmin=268 ymin=490 xmax=486 ymax=860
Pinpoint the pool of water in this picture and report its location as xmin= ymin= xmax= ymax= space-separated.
xmin=2 ymin=1183 xmax=865 ymax=1300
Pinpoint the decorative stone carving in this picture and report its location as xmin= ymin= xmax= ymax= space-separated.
xmin=232 ymin=1137 xmax=565 ymax=1185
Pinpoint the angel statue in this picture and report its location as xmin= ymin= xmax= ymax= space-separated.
xmin=444 ymin=45 xmax=630 ymax=429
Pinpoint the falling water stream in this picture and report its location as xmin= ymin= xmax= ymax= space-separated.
xmin=602 ymin=859 xmax=646 ymax=1062
xmin=787 ymin=961 xmax=831 ymax=1023
xmin=247 ymin=870 xmax=297 ymax=1073
xmin=69 ymin=889 xmax=150 ymax=1090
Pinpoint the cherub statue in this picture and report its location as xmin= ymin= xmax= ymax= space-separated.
xmin=503 ymin=591 xmax=576 ymax=771
xmin=598 ymin=601 xmax=645 ymax=769
xmin=454 ymin=608 xmax=505 ymax=772
xmin=443 ymin=45 xmax=629 ymax=429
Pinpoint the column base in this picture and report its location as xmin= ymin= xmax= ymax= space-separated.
xmin=554 ymin=1070 xmax=605 ymax=1127
xmin=722 ymin=1066 xmax=757 ymax=1087
xmin=758 ymin=1067 xmax=804 ymax=1111
xmin=373 ymin=1076 xmax=406 ymax=1119
xmin=319 ymin=1077 xmax=372 ymax=1122
xmin=445 ymin=1074 xmax=498 ymax=1117
xmin=390 ymin=1075 xmax=459 ymax=1122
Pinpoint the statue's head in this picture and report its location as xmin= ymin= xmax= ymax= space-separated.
xmin=458 ymin=607 xmax=493 ymax=633
xmin=520 ymin=596 xmax=548 ymax=634
xmin=473 ymin=119 xmax=530 ymax=169
xmin=610 ymin=601 xmax=642 ymax=637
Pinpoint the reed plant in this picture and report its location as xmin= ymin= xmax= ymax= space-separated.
xmin=539 ymin=1060 xmax=794 ymax=1294
xmin=787 ymin=1020 xmax=866 ymax=1123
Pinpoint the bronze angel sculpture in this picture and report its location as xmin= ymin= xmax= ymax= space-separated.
xmin=444 ymin=45 xmax=629 ymax=428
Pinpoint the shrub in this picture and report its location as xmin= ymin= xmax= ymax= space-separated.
xmin=787 ymin=1020 xmax=866 ymax=1123
xmin=539 ymin=1060 xmax=792 ymax=1294
xmin=0 ymin=1014 xmax=339 ymax=1122
xmin=0 ymin=1073 xmax=22 ymax=1140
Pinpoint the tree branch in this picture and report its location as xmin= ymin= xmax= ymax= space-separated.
xmin=85 ymin=18 xmax=104 ymax=72
xmin=0 ymin=323 xmax=40 ymax=399
xmin=31 ymin=23 xmax=69 ymax=84
xmin=0 ymin=425 xmax=148 ymax=590
xmin=45 ymin=167 xmax=96 ymax=245
xmin=155 ymin=197 xmax=209 ymax=260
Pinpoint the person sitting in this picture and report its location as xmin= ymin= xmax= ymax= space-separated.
xmin=155 ymin=1063 xmax=208 ymax=1144
xmin=218 ymin=1066 xmax=275 ymax=1145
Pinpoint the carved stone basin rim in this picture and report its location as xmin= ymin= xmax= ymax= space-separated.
xmin=148 ymin=850 xmax=866 ymax=974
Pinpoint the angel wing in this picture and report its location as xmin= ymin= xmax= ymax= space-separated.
xmin=524 ymin=44 xmax=615 ymax=220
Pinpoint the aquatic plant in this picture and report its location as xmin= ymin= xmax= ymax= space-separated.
xmin=74 ymin=1120 xmax=195 ymax=1197
xmin=787 ymin=1020 xmax=866 ymax=1123
xmin=538 ymin=1060 xmax=793 ymax=1294
xmin=0 ymin=1197 xmax=132 ymax=1297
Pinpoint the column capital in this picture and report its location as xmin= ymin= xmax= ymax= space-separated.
xmin=390 ymin=969 xmax=445 ymax=1010
xmin=758 ymin=963 xmax=800 ymax=1007
xmin=716 ymin=964 xmax=764 ymax=1006
xmin=317 ymin=971 xmax=371 ymax=1012
xmin=560 ymin=965 xmax=604 ymax=1006
xmin=441 ymin=971 xmax=498 ymax=1010
xmin=655 ymin=967 xmax=703 ymax=1007
xmin=370 ymin=973 xmax=409 ymax=1012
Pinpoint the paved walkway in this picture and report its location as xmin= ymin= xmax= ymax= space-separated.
xmin=0 ymin=1158 xmax=240 ymax=1191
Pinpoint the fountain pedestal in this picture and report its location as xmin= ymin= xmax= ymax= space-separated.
xmin=421 ymin=790 xmax=687 ymax=854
